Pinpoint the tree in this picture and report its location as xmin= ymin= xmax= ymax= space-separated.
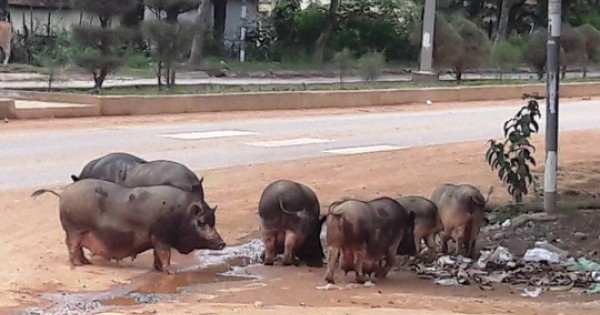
xmin=144 ymin=0 xmax=196 ymax=88
xmin=189 ymin=0 xmax=212 ymax=66
xmin=576 ymin=23 xmax=600 ymax=78
xmin=71 ymin=0 xmax=136 ymax=92
xmin=486 ymin=95 xmax=542 ymax=203
xmin=560 ymin=24 xmax=586 ymax=79
xmin=496 ymin=0 xmax=516 ymax=43
xmin=522 ymin=29 xmax=547 ymax=80
xmin=313 ymin=0 xmax=340 ymax=64
xmin=432 ymin=16 xmax=491 ymax=83
xmin=0 ymin=0 xmax=9 ymax=21
xmin=332 ymin=47 xmax=354 ymax=87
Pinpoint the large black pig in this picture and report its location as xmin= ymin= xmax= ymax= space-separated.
xmin=258 ymin=180 xmax=326 ymax=267
xmin=71 ymin=152 xmax=206 ymax=200
xmin=31 ymin=179 xmax=225 ymax=273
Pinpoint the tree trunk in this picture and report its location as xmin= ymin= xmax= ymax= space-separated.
xmin=456 ymin=71 xmax=463 ymax=84
xmin=189 ymin=0 xmax=212 ymax=66
xmin=0 ymin=0 xmax=8 ymax=21
xmin=157 ymin=61 xmax=163 ymax=89
xmin=495 ymin=0 xmax=513 ymax=43
xmin=313 ymin=0 xmax=340 ymax=64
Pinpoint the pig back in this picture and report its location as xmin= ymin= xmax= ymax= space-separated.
xmin=75 ymin=153 xmax=146 ymax=182
xmin=125 ymin=160 xmax=204 ymax=198
xmin=258 ymin=180 xmax=320 ymax=225
xmin=397 ymin=195 xmax=441 ymax=230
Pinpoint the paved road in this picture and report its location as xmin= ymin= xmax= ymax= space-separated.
xmin=1 ymin=71 xmax=599 ymax=89
xmin=1 ymin=99 xmax=599 ymax=191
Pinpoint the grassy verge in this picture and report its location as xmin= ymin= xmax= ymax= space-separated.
xmin=52 ymin=77 xmax=598 ymax=96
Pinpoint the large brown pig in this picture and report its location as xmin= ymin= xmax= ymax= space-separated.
xmin=430 ymin=183 xmax=493 ymax=258
xmin=396 ymin=195 xmax=443 ymax=259
xmin=324 ymin=197 xmax=415 ymax=284
xmin=31 ymin=179 xmax=226 ymax=273
xmin=258 ymin=180 xmax=326 ymax=267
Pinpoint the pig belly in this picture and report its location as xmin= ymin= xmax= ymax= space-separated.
xmin=79 ymin=230 xmax=151 ymax=260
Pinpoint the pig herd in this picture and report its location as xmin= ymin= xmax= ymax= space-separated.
xmin=31 ymin=152 xmax=493 ymax=285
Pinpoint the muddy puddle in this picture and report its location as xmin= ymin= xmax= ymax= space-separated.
xmin=19 ymin=240 xmax=266 ymax=315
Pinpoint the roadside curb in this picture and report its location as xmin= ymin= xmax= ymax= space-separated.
xmin=0 ymin=81 xmax=598 ymax=119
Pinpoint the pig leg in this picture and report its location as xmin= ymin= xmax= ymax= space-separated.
xmin=353 ymin=247 xmax=367 ymax=284
xmin=282 ymin=230 xmax=299 ymax=266
xmin=262 ymin=232 xmax=277 ymax=266
xmin=440 ymin=229 xmax=451 ymax=254
xmin=151 ymin=237 xmax=173 ymax=274
xmin=426 ymin=234 xmax=437 ymax=261
xmin=325 ymin=246 xmax=340 ymax=284
xmin=65 ymin=233 xmax=91 ymax=266
xmin=378 ymin=236 xmax=403 ymax=279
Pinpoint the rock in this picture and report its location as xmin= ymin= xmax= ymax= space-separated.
xmin=575 ymin=232 xmax=588 ymax=240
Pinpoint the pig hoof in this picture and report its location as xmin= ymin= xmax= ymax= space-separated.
xmin=263 ymin=260 xmax=274 ymax=266
xmin=325 ymin=276 xmax=335 ymax=284
xmin=282 ymin=258 xmax=293 ymax=266
xmin=355 ymin=276 xmax=366 ymax=284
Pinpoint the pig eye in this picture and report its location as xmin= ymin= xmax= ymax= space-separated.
xmin=198 ymin=216 xmax=207 ymax=225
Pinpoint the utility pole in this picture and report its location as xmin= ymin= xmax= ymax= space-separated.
xmin=544 ymin=0 xmax=561 ymax=214
xmin=413 ymin=0 xmax=438 ymax=83
xmin=240 ymin=0 xmax=247 ymax=62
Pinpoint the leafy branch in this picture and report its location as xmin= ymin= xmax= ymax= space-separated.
xmin=485 ymin=94 xmax=543 ymax=203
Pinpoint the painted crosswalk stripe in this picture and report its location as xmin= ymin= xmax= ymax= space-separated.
xmin=247 ymin=138 xmax=334 ymax=148
xmin=160 ymin=130 xmax=257 ymax=140
xmin=323 ymin=145 xmax=404 ymax=155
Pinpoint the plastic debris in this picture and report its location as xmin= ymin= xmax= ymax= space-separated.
xmin=435 ymin=278 xmax=459 ymax=286
xmin=501 ymin=219 xmax=511 ymax=229
xmin=586 ymin=284 xmax=600 ymax=295
xmin=566 ymin=257 xmax=600 ymax=272
xmin=523 ymin=248 xmax=561 ymax=264
xmin=521 ymin=287 xmax=543 ymax=298
xmin=437 ymin=256 xmax=456 ymax=267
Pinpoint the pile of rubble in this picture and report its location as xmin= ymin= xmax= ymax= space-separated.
xmin=411 ymin=243 xmax=600 ymax=297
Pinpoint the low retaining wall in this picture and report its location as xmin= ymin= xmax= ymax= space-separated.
xmin=2 ymin=81 xmax=599 ymax=119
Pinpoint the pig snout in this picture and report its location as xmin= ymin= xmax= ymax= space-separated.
xmin=209 ymin=229 xmax=226 ymax=250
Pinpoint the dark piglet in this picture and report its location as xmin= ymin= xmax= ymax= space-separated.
xmin=31 ymin=179 xmax=225 ymax=274
xmin=258 ymin=180 xmax=326 ymax=267
xmin=396 ymin=195 xmax=442 ymax=259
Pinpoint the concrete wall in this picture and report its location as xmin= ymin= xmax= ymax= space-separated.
xmin=144 ymin=0 xmax=260 ymax=43
xmin=4 ymin=81 xmax=600 ymax=119
xmin=8 ymin=7 xmax=98 ymax=33
xmin=0 ymin=99 xmax=15 ymax=119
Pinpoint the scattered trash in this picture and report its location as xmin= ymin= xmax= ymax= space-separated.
xmin=574 ymin=232 xmax=589 ymax=240
xmin=437 ymin=256 xmax=456 ymax=267
xmin=521 ymin=287 xmax=543 ymax=298
xmin=476 ymin=246 xmax=513 ymax=269
xmin=534 ymin=241 xmax=569 ymax=260
xmin=363 ymin=281 xmax=375 ymax=288
xmin=316 ymin=283 xmax=338 ymax=291
xmin=566 ymin=257 xmax=600 ymax=272
xmin=426 ymin=100 xmax=433 ymax=105
xmin=586 ymin=284 xmax=600 ymax=295
xmin=501 ymin=220 xmax=511 ymax=229
xmin=592 ymin=271 xmax=600 ymax=282
xmin=435 ymin=278 xmax=459 ymax=286
xmin=523 ymin=248 xmax=561 ymax=264
xmin=254 ymin=301 xmax=263 ymax=307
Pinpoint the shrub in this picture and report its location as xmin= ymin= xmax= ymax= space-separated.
xmin=332 ymin=47 xmax=354 ymax=86
xmin=358 ymin=51 xmax=385 ymax=81
xmin=521 ymin=29 xmax=547 ymax=80
xmin=492 ymin=40 xmax=522 ymax=78
xmin=560 ymin=24 xmax=586 ymax=78
xmin=71 ymin=0 xmax=136 ymax=92
xmin=576 ymin=24 xmax=600 ymax=77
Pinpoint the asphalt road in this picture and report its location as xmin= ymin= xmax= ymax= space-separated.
xmin=1 ymin=99 xmax=599 ymax=191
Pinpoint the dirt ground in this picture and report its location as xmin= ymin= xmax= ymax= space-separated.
xmin=1 ymin=126 xmax=599 ymax=314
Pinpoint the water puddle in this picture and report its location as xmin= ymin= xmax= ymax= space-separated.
xmin=20 ymin=240 xmax=265 ymax=315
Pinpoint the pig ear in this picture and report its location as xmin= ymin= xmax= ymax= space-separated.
xmin=188 ymin=204 xmax=202 ymax=216
xmin=211 ymin=205 xmax=218 ymax=213
xmin=319 ymin=215 xmax=327 ymax=226
xmin=199 ymin=177 xmax=204 ymax=184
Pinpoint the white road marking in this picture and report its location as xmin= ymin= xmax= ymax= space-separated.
xmin=323 ymin=145 xmax=404 ymax=155
xmin=160 ymin=130 xmax=258 ymax=140
xmin=246 ymin=137 xmax=334 ymax=148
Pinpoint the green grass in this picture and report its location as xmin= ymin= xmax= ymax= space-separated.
xmin=51 ymin=77 xmax=598 ymax=96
